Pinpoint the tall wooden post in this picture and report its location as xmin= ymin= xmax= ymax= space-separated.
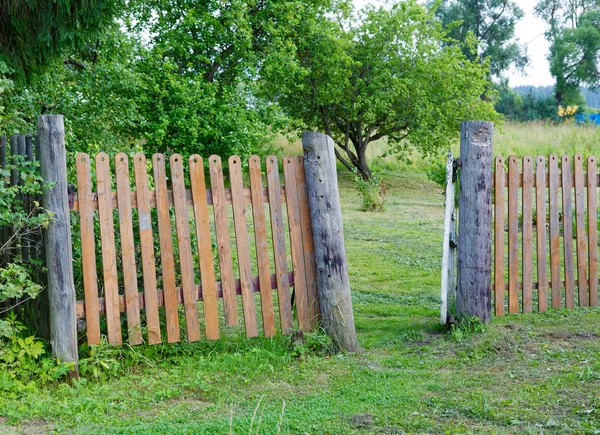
xmin=38 ymin=115 xmax=79 ymax=375
xmin=457 ymin=121 xmax=493 ymax=324
xmin=302 ymin=131 xmax=360 ymax=352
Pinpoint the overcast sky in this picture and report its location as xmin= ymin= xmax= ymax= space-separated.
xmin=353 ymin=0 xmax=554 ymax=87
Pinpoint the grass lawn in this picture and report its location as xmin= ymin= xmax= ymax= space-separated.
xmin=2 ymin=123 xmax=600 ymax=434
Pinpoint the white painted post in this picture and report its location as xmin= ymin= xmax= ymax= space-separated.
xmin=440 ymin=151 xmax=455 ymax=324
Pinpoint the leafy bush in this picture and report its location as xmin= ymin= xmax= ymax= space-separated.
xmin=353 ymin=170 xmax=386 ymax=212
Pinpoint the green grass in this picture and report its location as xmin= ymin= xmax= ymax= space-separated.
xmin=3 ymin=123 xmax=600 ymax=434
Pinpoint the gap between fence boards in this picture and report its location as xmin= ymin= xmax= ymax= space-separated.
xmin=76 ymin=271 xmax=295 ymax=319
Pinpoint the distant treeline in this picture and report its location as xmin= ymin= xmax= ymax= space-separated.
xmin=513 ymin=86 xmax=600 ymax=109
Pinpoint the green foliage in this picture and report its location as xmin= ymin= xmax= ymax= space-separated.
xmin=536 ymin=0 xmax=600 ymax=106
xmin=494 ymin=82 xmax=561 ymax=122
xmin=262 ymin=0 xmax=499 ymax=180
xmin=352 ymin=169 xmax=386 ymax=212
xmin=0 ymin=0 xmax=123 ymax=80
xmin=0 ymin=313 xmax=73 ymax=385
xmin=449 ymin=316 xmax=486 ymax=341
xmin=434 ymin=0 xmax=527 ymax=77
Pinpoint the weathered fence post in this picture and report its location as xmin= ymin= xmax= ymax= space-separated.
xmin=457 ymin=121 xmax=493 ymax=324
xmin=38 ymin=115 xmax=79 ymax=375
xmin=302 ymin=131 xmax=360 ymax=352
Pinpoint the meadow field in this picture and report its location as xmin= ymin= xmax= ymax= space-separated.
xmin=1 ymin=122 xmax=600 ymax=434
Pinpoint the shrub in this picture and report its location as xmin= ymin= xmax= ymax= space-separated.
xmin=353 ymin=170 xmax=386 ymax=212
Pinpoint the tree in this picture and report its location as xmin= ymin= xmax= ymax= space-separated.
xmin=536 ymin=0 xmax=600 ymax=106
xmin=0 ymin=0 xmax=123 ymax=80
xmin=434 ymin=0 xmax=528 ymax=78
xmin=261 ymin=0 xmax=499 ymax=179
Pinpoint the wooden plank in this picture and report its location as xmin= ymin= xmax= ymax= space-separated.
xmin=76 ymin=271 xmax=296 ymax=319
xmin=588 ymin=156 xmax=598 ymax=307
xmin=170 ymin=154 xmax=201 ymax=342
xmin=249 ymin=156 xmax=276 ymax=337
xmin=229 ymin=155 xmax=258 ymax=338
xmin=548 ymin=154 xmax=561 ymax=309
xmin=295 ymin=156 xmax=319 ymax=326
xmin=507 ymin=156 xmax=519 ymax=313
xmin=562 ymin=155 xmax=576 ymax=309
xmin=441 ymin=151 xmax=456 ymax=324
xmin=522 ymin=156 xmax=533 ymax=313
xmin=266 ymin=156 xmax=293 ymax=333
xmin=75 ymin=153 xmax=101 ymax=345
xmin=115 ymin=154 xmax=142 ymax=345
xmin=573 ymin=155 xmax=588 ymax=307
xmin=535 ymin=156 xmax=548 ymax=312
xmin=153 ymin=154 xmax=180 ymax=343
xmin=69 ymin=185 xmax=288 ymax=212
xmin=95 ymin=152 xmax=122 ymax=345
xmin=209 ymin=155 xmax=238 ymax=326
xmin=283 ymin=156 xmax=310 ymax=331
xmin=133 ymin=154 xmax=161 ymax=345
xmin=189 ymin=155 xmax=219 ymax=340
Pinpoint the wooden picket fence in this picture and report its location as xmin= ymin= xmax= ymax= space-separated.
xmin=493 ymin=154 xmax=599 ymax=315
xmin=71 ymin=152 xmax=319 ymax=346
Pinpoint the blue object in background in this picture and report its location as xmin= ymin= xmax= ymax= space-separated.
xmin=576 ymin=113 xmax=600 ymax=125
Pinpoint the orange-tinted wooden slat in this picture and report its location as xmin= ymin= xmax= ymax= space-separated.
xmin=249 ymin=156 xmax=276 ymax=337
xmin=562 ymin=155 xmax=575 ymax=309
xmin=522 ymin=156 xmax=533 ymax=313
xmin=133 ymin=154 xmax=161 ymax=345
xmin=507 ymin=156 xmax=519 ymax=313
xmin=75 ymin=153 xmax=101 ymax=345
xmin=588 ymin=156 xmax=598 ymax=307
xmin=95 ymin=152 xmax=122 ymax=345
xmin=189 ymin=155 xmax=220 ymax=340
xmin=153 ymin=154 xmax=180 ymax=343
xmin=573 ymin=155 xmax=588 ymax=307
xmin=229 ymin=155 xmax=258 ymax=338
xmin=294 ymin=156 xmax=319 ymax=325
xmin=76 ymin=270 xmax=296 ymax=319
xmin=283 ymin=156 xmax=310 ymax=331
xmin=209 ymin=155 xmax=238 ymax=326
xmin=115 ymin=154 xmax=142 ymax=345
xmin=535 ymin=156 xmax=548 ymax=312
xmin=494 ymin=156 xmax=505 ymax=316
xmin=548 ymin=154 xmax=561 ymax=309
xmin=170 ymin=154 xmax=201 ymax=342
xmin=266 ymin=156 xmax=293 ymax=334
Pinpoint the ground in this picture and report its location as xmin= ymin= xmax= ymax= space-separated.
xmin=1 ymin=122 xmax=600 ymax=434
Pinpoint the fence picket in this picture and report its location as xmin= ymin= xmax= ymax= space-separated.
xmin=229 ymin=156 xmax=258 ymax=338
xmin=266 ymin=156 xmax=293 ymax=334
xmin=133 ymin=154 xmax=161 ymax=345
xmin=283 ymin=157 xmax=310 ymax=331
xmin=548 ymin=154 xmax=561 ymax=309
xmin=209 ymin=155 xmax=238 ymax=326
xmin=249 ymin=156 xmax=276 ymax=337
xmin=573 ymin=155 xmax=588 ymax=307
xmin=588 ymin=157 xmax=598 ymax=307
xmin=295 ymin=156 xmax=319 ymax=325
xmin=561 ymin=155 xmax=575 ymax=309
xmin=189 ymin=156 xmax=220 ymax=340
xmin=535 ymin=156 xmax=548 ymax=312
xmin=170 ymin=154 xmax=201 ymax=342
xmin=508 ymin=156 xmax=519 ymax=313
xmin=494 ymin=156 xmax=505 ymax=316
xmin=522 ymin=156 xmax=533 ymax=313
xmin=115 ymin=154 xmax=142 ymax=345
xmin=75 ymin=153 xmax=101 ymax=344
xmin=153 ymin=154 xmax=180 ymax=343
xmin=95 ymin=153 xmax=122 ymax=345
